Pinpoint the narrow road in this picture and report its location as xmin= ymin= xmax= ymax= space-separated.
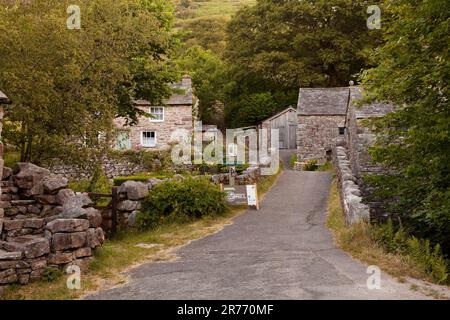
xmin=88 ymin=151 xmax=429 ymax=300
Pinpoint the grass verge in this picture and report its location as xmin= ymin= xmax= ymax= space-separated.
xmin=1 ymin=164 xmax=282 ymax=300
xmin=326 ymin=179 xmax=449 ymax=287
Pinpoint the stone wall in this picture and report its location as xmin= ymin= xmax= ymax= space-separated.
xmin=49 ymin=157 xmax=148 ymax=180
xmin=0 ymin=163 xmax=104 ymax=287
xmin=101 ymin=165 xmax=262 ymax=232
xmin=346 ymin=106 xmax=384 ymax=179
xmin=297 ymin=115 xmax=346 ymax=164
xmin=332 ymin=146 xmax=370 ymax=224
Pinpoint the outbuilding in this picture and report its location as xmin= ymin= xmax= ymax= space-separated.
xmin=258 ymin=106 xmax=297 ymax=150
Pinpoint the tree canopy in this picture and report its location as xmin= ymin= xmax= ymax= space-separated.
xmin=361 ymin=0 xmax=450 ymax=253
xmin=0 ymin=0 xmax=178 ymax=166
xmin=222 ymin=0 xmax=381 ymax=127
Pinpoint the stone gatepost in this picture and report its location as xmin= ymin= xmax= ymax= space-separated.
xmin=0 ymin=90 xmax=12 ymax=234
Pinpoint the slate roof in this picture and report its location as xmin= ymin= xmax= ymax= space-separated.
xmin=349 ymin=87 xmax=396 ymax=119
xmin=297 ymin=87 xmax=349 ymax=115
xmin=134 ymin=75 xmax=193 ymax=107
xmin=0 ymin=90 xmax=11 ymax=104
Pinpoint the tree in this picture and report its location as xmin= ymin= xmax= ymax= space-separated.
xmin=223 ymin=0 xmax=380 ymax=127
xmin=177 ymin=17 xmax=229 ymax=55
xmin=226 ymin=0 xmax=380 ymax=89
xmin=177 ymin=46 xmax=234 ymax=128
xmin=360 ymin=0 xmax=450 ymax=253
xmin=226 ymin=92 xmax=277 ymax=128
xmin=0 ymin=0 xmax=177 ymax=170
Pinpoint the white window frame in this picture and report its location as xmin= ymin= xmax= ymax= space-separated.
xmin=149 ymin=106 xmax=164 ymax=122
xmin=141 ymin=131 xmax=157 ymax=148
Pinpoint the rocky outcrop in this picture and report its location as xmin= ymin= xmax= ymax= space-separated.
xmin=332 ymin=146 xmax=370 ymax=224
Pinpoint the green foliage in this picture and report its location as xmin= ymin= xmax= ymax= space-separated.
xmin=3 ymin=151 xmax=20 ymax=168
xmin=317 ymin=162 xmax=333 ymax=172
xmin=0 ymin=0 xmax=178 ymax=168
xmin=138 ymin=177 xmax=229 ymax=229
xmin=42 ymin=267 xmax=63 ymax=283
xmin=226 ymin=92 xmax=277 ymax=128
xmin=372 ymin=220 xmax=449 ymax=284
xmin=176 ymin=17 xmax=229 ymax=55
xmin=222 ymin=0 xmax=379 ymax=127
xmin=70 ymin=170 xmax=112 ymax=194
xmin=360 ymin=0 xmax=450 ymax=254
xmin=303 ymin=160 xmax=318 ymax=171
xmin=226 ymin=0 xmax=378 ymax=88
xmin=177 ymin=46 xmax=233 ymax=127
xmin=289 ymin=154 xmax=297 ymax=169
xmin=109 ymin=149 xmax=171 ymax=172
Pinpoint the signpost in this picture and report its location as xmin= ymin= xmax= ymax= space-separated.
xmin=221 ymin=184 xmax=260 ymax=210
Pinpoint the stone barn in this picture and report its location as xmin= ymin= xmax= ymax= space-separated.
xmin=296 ymin=88 xmax=349 ymax=164
xmin=258 ymin=106 xmax=297 ymax=149
xmin=345 ymin=87 xmax=396 ymax=179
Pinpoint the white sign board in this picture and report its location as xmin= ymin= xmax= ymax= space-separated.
xmin=246 ymin=184 xmax=259 ymax=209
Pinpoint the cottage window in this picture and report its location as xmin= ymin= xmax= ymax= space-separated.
xmin=339 ymin=127 xmax=346 ymax=135
xmin=115 ymin=131 xmax=131 ymax=150
xmin=141 ymin=131 xmax=156 ymax=147
xmin=149 ymin=107 xmax=164 ymax=122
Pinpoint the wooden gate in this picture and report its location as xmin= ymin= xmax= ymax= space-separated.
xmin=88 ymin=186 xmax=118 ymax=236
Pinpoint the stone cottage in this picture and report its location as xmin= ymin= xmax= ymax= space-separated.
xmin=296 ymin=87 xmax=349 ymax=164
xmin=113 ymin=75 xmax=197 ymax=151
xmin=258 ymin=106 xmax=297 ymax=150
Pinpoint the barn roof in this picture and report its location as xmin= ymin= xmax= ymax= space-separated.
xmin=349 ymin=87 xmax=396 ymax=119
xmin=263 ymin=106 xmax=297 ymax=123
xmin=134 ymin=75 xmax=193 ymax=107
xmin=297 ymin=87 xmax=349 ymax=116
xmin=0 ymin=90 xmax=11 ymax=104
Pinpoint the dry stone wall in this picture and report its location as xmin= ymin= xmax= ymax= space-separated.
xmin=49 ymin=157 xmax=148 ymax=180
xmin=101 ymin=165 xmax=262 ymax=232
xmin=0 ymin=163 xmax=104 ymax=287
xmin=332 ymin=146 xmax=370 ymax=224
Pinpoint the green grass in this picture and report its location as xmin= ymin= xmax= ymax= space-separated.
xmin=192 ymin=0 xmax=255 ymax=19
xmin=289 ymin=154 xmax=297 ymax=169
xmin=4 ymin=151 xmax=20 ymax=168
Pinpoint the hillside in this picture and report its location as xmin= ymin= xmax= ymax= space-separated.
xmin=173 ymin=0 xmax=256 ymax=55
xmin=174 ymin=0 xmax=256 ymax=21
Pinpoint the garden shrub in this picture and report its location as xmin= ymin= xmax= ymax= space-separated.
xmin=137 ymin=177 xmax=229 ymax=230
xmin=289 ymin=154 xmax=297 ymax=169
xmin=303 ymin=160 xmax=318 ymax=171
